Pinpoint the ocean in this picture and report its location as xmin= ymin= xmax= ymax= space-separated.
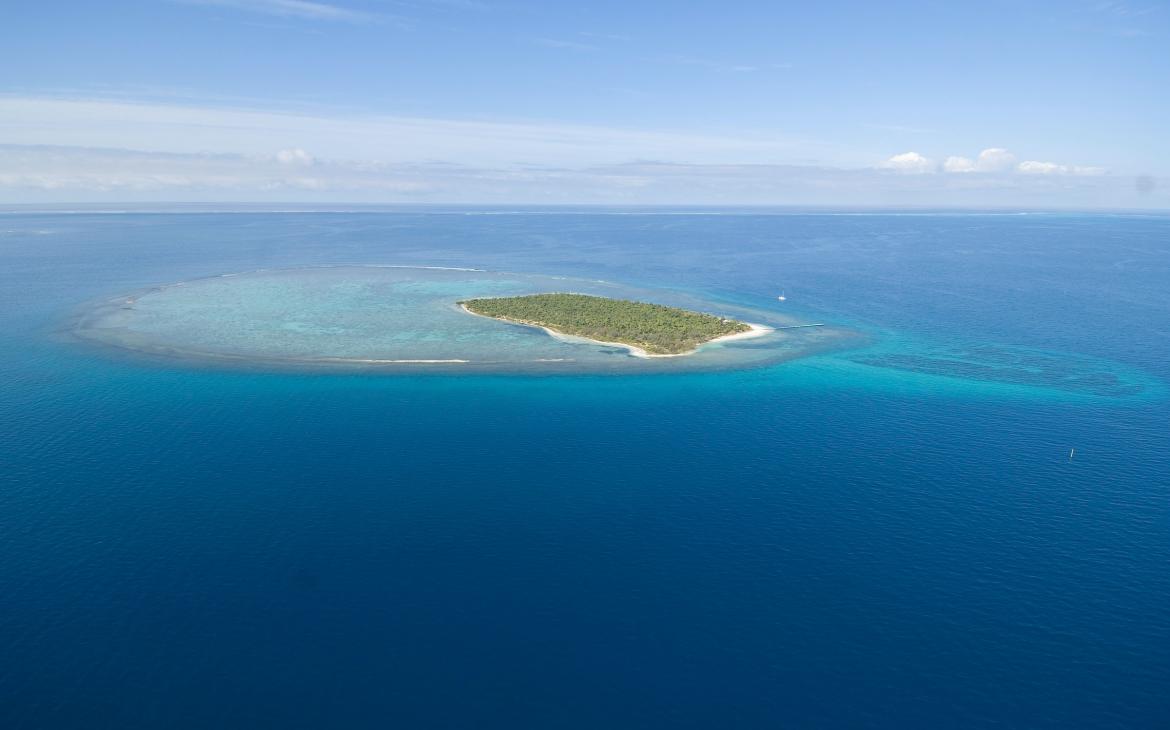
xmin=1 ymin=210 xmax=1167 ymax=728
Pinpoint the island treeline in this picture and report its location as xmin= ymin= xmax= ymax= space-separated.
xmin=460 ymin=293 xmax=750 ymax=355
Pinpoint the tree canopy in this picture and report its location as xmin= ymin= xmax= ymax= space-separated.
xmin=460 ymin=293 xmax=750 ymax=355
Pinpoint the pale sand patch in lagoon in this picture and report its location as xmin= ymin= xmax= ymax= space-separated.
xmin=72 ymin=266 xmax=851 ymax=374
xmin=459 ymin=303 xmax=774 ymax=359
xmin=312 ymin=357 xmax=470 ymax=364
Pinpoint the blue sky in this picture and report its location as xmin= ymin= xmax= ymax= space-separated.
xmin=2 ymin=0 xmax=1167 ymax=206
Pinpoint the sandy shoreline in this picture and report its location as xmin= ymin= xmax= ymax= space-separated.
xmin=317 ymin=358 xmax=469 ymax=364
xmin=459 ymin=302 xmax=773 ymax=358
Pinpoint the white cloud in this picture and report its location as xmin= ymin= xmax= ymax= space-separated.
xmin=974 ymin=147 xmax=1016 ymax=172
xmin=940 ymin=148 xmax=1105 ymax=177
xmin=881 ymin=151 xmax=935 ymax=174
xmin=1017 ymin=160 xmax=1106 ymax=176
xmin=0 ymin=97 xmax=1136 ymax=205
xmin=1017 ymin=160 xmax=1064 ymax=175
xmin=940 ymin=148 xmax=1015 ymax=173
xmin=0 ymin=145 xmax=431 ymax=194
xmin=276 ymin=147 xmax=315 ymax=165
xmin=0 ymin=144 xmax=1153 ymax=208
xmin=0 ymin=96 xmax=822 ymax=168
xmin=943 ymin=155 xmax=976 ymax=173
xmin=177 ymin=0 xmax=377 ymax=23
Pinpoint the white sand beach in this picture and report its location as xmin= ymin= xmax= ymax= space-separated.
xmin=460 ymin=303 xmax=773 ymax=359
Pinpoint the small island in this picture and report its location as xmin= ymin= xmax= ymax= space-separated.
xmin=75 ymin=267 xmax=821 ymax=372
xmin=459 ymin=292 xmax=770 ymax=357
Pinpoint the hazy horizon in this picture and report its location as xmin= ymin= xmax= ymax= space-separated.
xmin=4 ymin=1 xmax=1167 ymax=208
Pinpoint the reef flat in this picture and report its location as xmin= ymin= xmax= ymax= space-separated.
xmin=71 ymin=266 xmax=853 ymax=374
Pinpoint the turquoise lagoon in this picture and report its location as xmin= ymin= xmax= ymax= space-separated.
xmin=73 ymin=265 xmax=851 ymax=373
xmin=2 ymin=210 xmax=1168 ymax=729
xmin=70 ymin=262 xmax=1157 ymax=397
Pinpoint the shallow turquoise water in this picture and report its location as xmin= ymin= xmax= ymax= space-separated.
xmin=75 ymin=265 xmax=844 ymax=372
xmin=1 ymin=210 xmax=1168 ymax=728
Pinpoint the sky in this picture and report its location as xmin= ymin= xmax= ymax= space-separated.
xmin=2 ymin=0 xmax=1168 ymax=207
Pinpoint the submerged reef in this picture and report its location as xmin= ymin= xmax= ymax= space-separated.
xmin=73 ymin=266 xmax=850 ymax=374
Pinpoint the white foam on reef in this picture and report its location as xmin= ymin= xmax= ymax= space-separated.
xmin=74 ymin=265 xmax=844 ymax=374
xmin=319 ymin=358 xmax=469 ymax=364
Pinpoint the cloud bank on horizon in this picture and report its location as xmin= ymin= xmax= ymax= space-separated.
xmin=1 ymin=0 xmax=1166 ymax=207
xmin=0 ymin=96 xmax=1160 ymax=208
xmin=883 ymin=148 xmax=1105 ymax=177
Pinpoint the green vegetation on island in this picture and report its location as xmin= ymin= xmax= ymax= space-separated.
xmin=460 ymin=292 xmax=752 ymax=355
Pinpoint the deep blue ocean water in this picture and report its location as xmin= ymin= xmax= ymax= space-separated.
xmin=1 ymin=211 xmax=1168 ymax=728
